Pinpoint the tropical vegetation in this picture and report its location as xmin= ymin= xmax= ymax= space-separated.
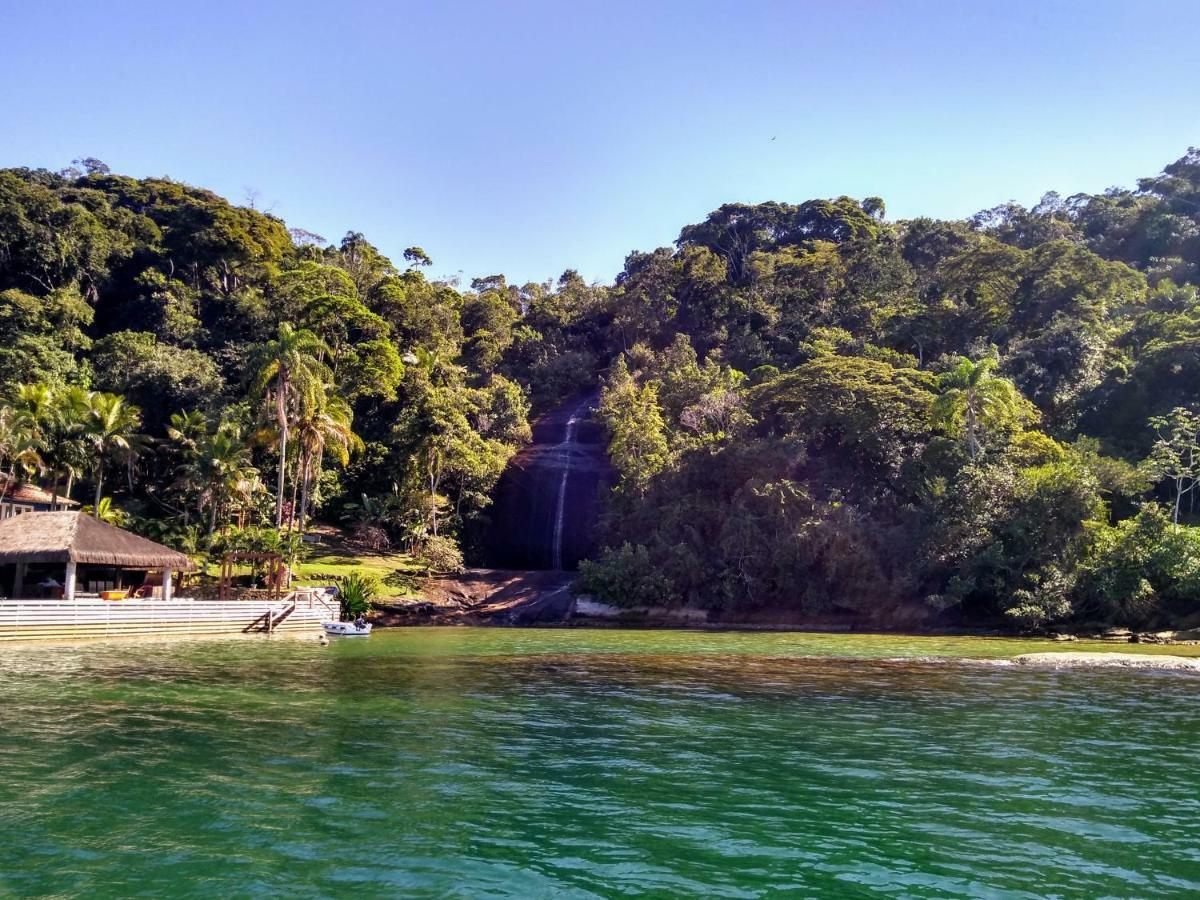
xmin=578 ymin=149 xmax=1200 ymax=630
xmin=0 ymin=161 xmax=528 ymax=575
xmin=3 ymin=149 xmax=1200 ymax=629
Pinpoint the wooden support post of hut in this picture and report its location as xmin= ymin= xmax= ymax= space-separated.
xmin=0 ymin=512 xmax=194 ymax=600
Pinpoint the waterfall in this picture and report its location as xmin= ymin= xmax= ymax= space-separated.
xmin=550 ymin=400 xmax=590 ymax=570
xmin=482 ymin=392 xmax=610 ymax=571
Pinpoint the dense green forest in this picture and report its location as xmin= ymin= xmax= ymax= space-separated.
xmin=579 ymin=149 xmax=1200 ymax=630
xmin=2 ymin=151 xmax=1200 ymax=629
xmin=0 ymin=158 xmax=546 ymax=572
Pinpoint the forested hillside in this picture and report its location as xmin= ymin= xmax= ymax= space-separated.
xmin=2 ymin=150 xmax=1200 ymax=629
xmin=0 ymin=159 xmax=551 ymax=571
xmin=578 ymin=149 xmax=1200 ymax=630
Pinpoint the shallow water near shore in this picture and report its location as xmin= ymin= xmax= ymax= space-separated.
xmin=2 ymin=628 xmax=1199 ymax=897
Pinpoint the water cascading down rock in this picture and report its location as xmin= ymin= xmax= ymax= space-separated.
xmin=484 ymin=394 xmax=611 ymax=570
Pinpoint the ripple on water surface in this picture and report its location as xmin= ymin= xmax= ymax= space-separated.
xmin=0 ymin=630 xmax=1198 ymax=898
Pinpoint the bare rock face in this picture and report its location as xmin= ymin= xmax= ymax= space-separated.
xmin=482 ymin=394 xmax=613 ymax=571
xmin=394 ymin=395 xmax=618 ymax=630
xmin=422 ymin=569 xmax=577 ymax=624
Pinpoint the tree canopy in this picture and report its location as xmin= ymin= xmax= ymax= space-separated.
xmin=4 ymin=150 xmax=1200 ymax=629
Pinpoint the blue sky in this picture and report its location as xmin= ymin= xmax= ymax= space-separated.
xmin=1 ymin=1 xmax=1197 ymax=286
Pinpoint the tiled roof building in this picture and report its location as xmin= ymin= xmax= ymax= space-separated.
xmin=0 ymin=475 xmax=80 ymax=519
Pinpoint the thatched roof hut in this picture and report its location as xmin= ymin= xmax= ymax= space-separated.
xmin=0 ymin=512 xmax=194 ymax=570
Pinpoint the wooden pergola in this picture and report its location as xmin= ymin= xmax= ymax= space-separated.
xmin=218 ymin=552 xmax=286 ymax=601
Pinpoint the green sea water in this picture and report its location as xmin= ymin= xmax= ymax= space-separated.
xmin=1 ymin=628 xmax=1199 ymax=898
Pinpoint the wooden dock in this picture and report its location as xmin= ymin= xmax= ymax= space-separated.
xmin=0 ymin=590 xmax=337 ymax=642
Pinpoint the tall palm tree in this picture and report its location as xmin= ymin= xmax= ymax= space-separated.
xmin=56 ymin=386 xmax=95 ymax=507
xmin=12 ymin=384 xmax=56 ymax=431
xmin=85 ymin=392 xmax=143 ymax=511
xmin=293 ymin=388 xmax=362 ymax=531
xmin=182 ymin=426 xmax=256 ymax=540
xmin=166 ymin=410 xmax=214 ymax=525
xmin=0 ymin=405 xmax=43 ymax=507
xmin=15 ymin=384 xmax=91 ymax=509
xmin=930 ymin=356 xmax=1036 ymax=460
xmin=12 ymin=384 xmax=55 ymax=474
xmin=249 ymin=323 xmax=330 ymax=527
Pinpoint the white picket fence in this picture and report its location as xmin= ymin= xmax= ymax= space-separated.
xmin=0 ymin=589 xmax=337 ymax=641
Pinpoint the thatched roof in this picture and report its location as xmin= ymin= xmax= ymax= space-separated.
xmin=0 ymin=512 xmax=195 ymax=569
xmin=0 ymin=475 xmax=79 ymax=506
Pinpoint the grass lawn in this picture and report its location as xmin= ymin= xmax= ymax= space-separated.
xmin=292 ymin=548 xmax=426 ymax=598
xmin=189 ymin=527 xmax=429 ymax=600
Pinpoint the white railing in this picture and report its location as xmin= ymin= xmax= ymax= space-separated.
xmin=288 ymin=587 xmax=339 ymax=619
xmin=0 ymin=596 xmax=330 ymax=640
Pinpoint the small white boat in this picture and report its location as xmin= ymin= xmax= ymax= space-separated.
xmin=322 ymin=621 xmax=372 ymax=637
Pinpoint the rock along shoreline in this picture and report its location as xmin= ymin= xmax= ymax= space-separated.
xmin=1008 ymin=652 xmax=1200 ymax=670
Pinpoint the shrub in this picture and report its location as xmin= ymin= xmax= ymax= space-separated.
xmin=349 ymin=524 xmax=390 ymax=551
xmin=337 ymin=573 xmax=379 ymax=619
xmin=577 ymin=542 xmax=671 ymax=608
xmin=417 ymin=534 xmax=465 ymax=574
xmin=1004 ymin=567 xmax=1074 ymax=630
xmin=1076 ymin=505 xmax=1200 ymax=626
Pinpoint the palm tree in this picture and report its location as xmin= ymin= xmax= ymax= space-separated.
xmin=187 ymin=426 xmax=257 ymax=540
xmin=0 ymin=405 xmax=43 ymax=506
xmin=11 ymin=384 xmax=56 ymax=499
xmin=56 ymin=387 xmax=95 ymax=507
xmin=12 ymin=384 xmax=56 ymax=432
xmin=166 ymin=410 xmax=214 ymax=525
xmin=81 ymin=496 xmax=128 ymax=526
xmin=15 ymin=384 xmax=91 ymax=509
xmin=249 ymin=323 xmax=331 ymax=527
xmin=930 ymin=356 xmax=1036 ymax=459
xmin=85 ymin=392 xmax=143 ymax=511
xmin=293 ymin=388 xmax=362 ymax=531
xmin=166 ymin=409 xmax=209 ymax=455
